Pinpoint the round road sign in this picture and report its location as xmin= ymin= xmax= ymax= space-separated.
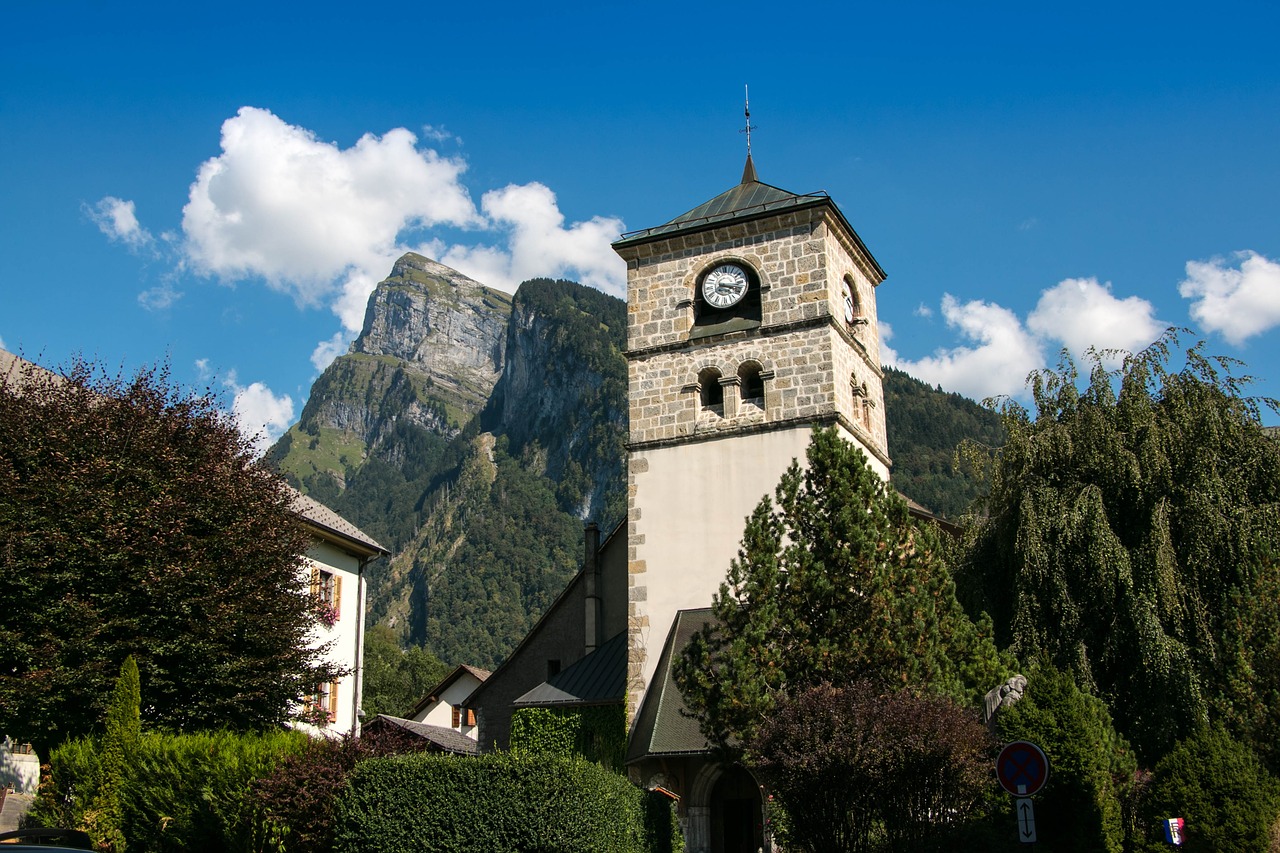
xmin=996 ymin=741 xmax=1049 ymax=797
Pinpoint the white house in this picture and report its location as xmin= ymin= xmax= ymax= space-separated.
xmin=289 ymin=491 xmax=389 ymax=738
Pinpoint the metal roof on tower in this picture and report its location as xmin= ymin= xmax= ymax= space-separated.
xmin=612 ymin=157 xmax=887 ymax=280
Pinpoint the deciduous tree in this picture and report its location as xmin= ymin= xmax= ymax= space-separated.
xmin=0 ymin=358 xmax=337 ymax=754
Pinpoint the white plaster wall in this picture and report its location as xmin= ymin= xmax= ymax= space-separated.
xmin=412 ymin=674 xmax=482 ymax=741
xmin=630 ymin=424 xmax=888 ymax=693
xmin=0 ymin=739 xmax=40 ymax=794
xmin=295 ymin=540 xmax=365 ymax=738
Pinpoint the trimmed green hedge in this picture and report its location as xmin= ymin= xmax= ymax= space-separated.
xmin=332 ymin=751 xmax=679 ymax=853
xmin=510 ymin=705 xmax=627 ymax=770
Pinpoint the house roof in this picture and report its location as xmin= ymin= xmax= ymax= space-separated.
xmin=464 ymin=517 xmax=627 ymax=708
xmin=612 ymin=158 xmax=886 ymax=281
xmin=512 ymin=630 xmax=626 ymax=707
xmin=625 ymin=608 xmax=716 ymax=764
xmin=408 ymin=664 xmax=492 ymax=719
xmin=290 ymin=489 xmax=388 ymax=558
xmin=369 ymin=714 xmax=480 ymax=755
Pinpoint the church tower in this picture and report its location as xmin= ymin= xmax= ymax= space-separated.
xmin=613 ymin=156 xmax=890 ymax=718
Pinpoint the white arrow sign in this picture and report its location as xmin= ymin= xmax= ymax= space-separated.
xmin=1017 ymin=798 xmax=1037 ymax=843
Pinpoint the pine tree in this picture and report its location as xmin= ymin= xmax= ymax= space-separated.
xmin=674 ymin=426 xmax=1009 ymax=747
xmin=87 ymin=656 xmax=141 ymax=852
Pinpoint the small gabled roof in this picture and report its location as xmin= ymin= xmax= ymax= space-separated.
xmin=625 ymin=608 xmax=716 ymax=763
xmin=512 ymin=631 xmax=626 ymax=708
xmin=290 ymin=490 xmax=388 ymax=558
xmin=408 ymin=664 xmax=492 ymax=719
xmin=369 ymin=714 xmax=480 ymax=755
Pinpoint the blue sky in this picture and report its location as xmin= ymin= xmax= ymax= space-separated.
xmin=4 ymin=0 xmax=1279 ymax=448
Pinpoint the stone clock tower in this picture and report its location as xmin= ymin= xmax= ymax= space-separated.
xmin=614 ymin=156 xmax=890 ymax=722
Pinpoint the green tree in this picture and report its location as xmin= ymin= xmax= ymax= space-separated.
xmin=674 ymin=426 xmax=1010 ymax=748
xmin=1135 ymin=724 xmax=1280 ymax=852
xmin=0 ymin=358 xmax=338 ymax=755
xmin=996 ymin=662 xmax=1137 ymax=853
xmin=86 ymin=656 xmax=142 ymax=852
xmin=360 ymin=624 xmax=449 ymax=719
xmin=956 ymin=337 xmax=1280 ymax=762
xmin=1216 ymin=553 xmax=1280 ymax=774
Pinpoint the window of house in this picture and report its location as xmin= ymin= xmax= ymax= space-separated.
xmin=310 ymin=567 xmax=342 ymax=626
xmin=698 ymin=368 xmax=723 ymax=411
xmin=312 ymin=680 xmax=339 ymax=724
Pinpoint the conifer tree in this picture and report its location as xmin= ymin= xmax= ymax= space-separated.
xmin=956 ymin=335 xmax=1280 ymax=763
xmin=88 ymin=656 xmax=141 ymax=853
xmin=674 ymin=426 xmax=1009 ymax=748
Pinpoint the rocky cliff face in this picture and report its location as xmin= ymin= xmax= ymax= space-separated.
xmin=269 ymin=253 xmax=512 ymax=495
xmin=483 ymin=279 xmax=627 ymax=525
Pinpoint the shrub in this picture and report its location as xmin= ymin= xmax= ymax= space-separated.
xmin=332 ymin=751 xmax=677 ymax=853
xmin=747 ymin=682 xmax=997 ymax=853
xmin=996 ymin=662 xmax=1137 ymax=852
xmin=251 ymin=725 xmax=431 ymax=853
xmin=25 ymin=728 xmax=308 ymax=852
xmin=1135 ymin=724 xmax=1280 ymax=852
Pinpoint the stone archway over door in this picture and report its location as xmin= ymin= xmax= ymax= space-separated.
xmin=710 ymin=766 xmax=763 ymax=853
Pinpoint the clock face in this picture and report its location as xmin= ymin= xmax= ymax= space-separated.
xmin=702 ymin=264 xmax=750 ymax=309
xmin=843 ymin=281 xmax=857 ymax=323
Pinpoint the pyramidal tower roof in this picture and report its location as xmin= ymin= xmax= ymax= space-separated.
xmin=613 ymin=158 xmax=884 ymax=280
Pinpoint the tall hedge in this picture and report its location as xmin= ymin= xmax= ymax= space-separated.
xmin=332 ymin=752 xmax=678 ymax=853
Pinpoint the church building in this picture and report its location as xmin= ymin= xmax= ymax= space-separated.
xmin=465 ymin=156 xmax=891 ymax=853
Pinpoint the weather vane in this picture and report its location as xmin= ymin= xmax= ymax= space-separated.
xmin=741 ymin=85 xmax=757 ymax=156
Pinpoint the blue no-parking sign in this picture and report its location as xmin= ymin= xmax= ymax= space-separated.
xmin=997 ymin=741 xmax=1050 ymax=797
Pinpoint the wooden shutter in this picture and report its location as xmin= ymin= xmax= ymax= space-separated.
xmin=327 ymin=681 xmax=339 ymax=722
xmin=451 ymin=706 xmax=461 ymax=727
xmin=465 ymin=709 xmax=476 ymax=726
xmin=333 ymin=573 xmax=342 ymax=618
xmin=309 ymin=566 xmax=321 ymax=598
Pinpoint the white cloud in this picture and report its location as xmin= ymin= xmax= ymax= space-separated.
xmin=1028 ymin=277 xmax=1165 ymax=364
xmin=167 ymin=107 xmax=629 ymax=374
xmin=87 ymin=196 xmax=154 ymax=250
xmin=311 ymin=332 xmax=349 ymax=373
xmin=440 ymin=182 xmax=626 ymax=295
xmin=878 ymin=320 xmax=899 ymax=365
xmin=137 ymin=281 xmax=182 ymax=311
xmin=914 ymin=303 xmax=933 ymax=318
xmin=891 ymin=295 xmax=1046 ymax=401
xmin=222 ymin=370 xmax=294 ymax=455
xmin=1179 ymin=251 xmax=1280 ymax=346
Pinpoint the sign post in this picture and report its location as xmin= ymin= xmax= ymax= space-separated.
xmin=997 ymin=741 xmax=1050 ymax=844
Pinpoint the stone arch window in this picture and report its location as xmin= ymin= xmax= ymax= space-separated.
xmin=851 ymin=379 xmax=874 ymax=429
xmin=699 ymin=367 xmax=724 ymax=411
xmin=738 ymin=361 xmax=765 ymax=407
xmin=842 ymin=274 xmax=867 ymax=328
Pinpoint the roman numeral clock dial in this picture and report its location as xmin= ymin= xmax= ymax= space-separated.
xmin=702 ymin=263 xmax=749 ymax=309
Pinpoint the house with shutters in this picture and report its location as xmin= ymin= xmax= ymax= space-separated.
xmin=290 ymin=490 xmax=389 ymax=737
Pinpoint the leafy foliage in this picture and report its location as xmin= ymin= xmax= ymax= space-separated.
xmin=956 ymin=337 xmax=1280 ymax=761
xmin=675 ymin=426 xmax=1010 ymax=747
xmin=26 ymin=728 xmax=308 ymax=852
xmin=0 ymin=359 xmax=336 ymax=754
xmin=1216 ymin=552 xmax=1280 ymax=774
xmin=1134 ymin=724 xmax=1280 ymax=852
xmin=332 ymin=751 xmax=679 ymax=853
xmin=510 ymin=705 xmax=627 ymax=770
xmin=360 ymin=624 xmax=449 ymax=719
xmin=996 ymin=662 xmax=1137 ymax=853
xmin=882 ymin=366 xmax=1005 ymax=518
xmin=250 ymin=726 xmax=432 ymax=853
xmin=749 ymin=682 xmax=997 ymax=853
